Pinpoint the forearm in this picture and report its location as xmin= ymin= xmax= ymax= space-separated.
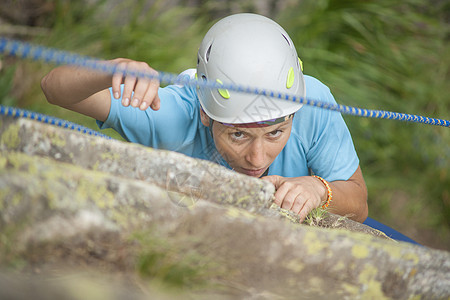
xmin=326 ymin=166 xmax=368 ymax=223
xmin=41 ymin=64 xmax=111 ymax=107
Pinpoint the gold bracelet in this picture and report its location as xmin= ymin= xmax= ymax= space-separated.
xmin=312 ymin=175 xmax=332 ymax=209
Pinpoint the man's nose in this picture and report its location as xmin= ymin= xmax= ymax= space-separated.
xmin=245 ymin=139 xmax=266 ymax=168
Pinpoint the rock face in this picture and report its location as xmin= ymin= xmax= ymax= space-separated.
xmin=1 ymin=114 xmax=450 ymax=299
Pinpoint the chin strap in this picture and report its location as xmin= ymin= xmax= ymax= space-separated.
xmin=208 ymin=118 xmax=214 ymax=139
xmin=260 ymin=168 xmax=269 ymax=178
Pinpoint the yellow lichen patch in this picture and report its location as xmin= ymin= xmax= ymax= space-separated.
xmin=225 ymin=206 xmax=256 ymax=220
xmin=352 ymin=244 xmax=370 ymax=259
xmin=236 ymin=195 xmax=251 ymax=205
xmin=361 ymin=280 xmax=388 ymax=300
xmin=342 ymin=282 xmax=359 ymax=297
xmin=12 ymin=193 xmax=22 ymax=207
xmin=100 ymin=151 xmax=120 ymax=161
xmin=304 ymin=231 xmax=327 ymax=255
xmin=402 ymin=252 xmax=419 ymax=265
xmin=359 ymin=264 xmax=388 ymax=299
xmin=4 ymin=152 xmax=23 ymax=169
xmin=1 ymin=152 xmax=36 ymax=175
xmin=269 ymin=203 xmax=300 ymax=223
xmin=75 ymin=176 xmax=114 ymax=209
xmin=308 ymin=277 xmax=325 ymax=295
xmin=0 ymin=156 xmax=6 ymax=169
xmin=0 ymin=123 xmax=20 ymax=149
xmin=332 ymin=260 xmax=346 ymax=272
xmin=12 ymin=153 xmax=38 ymax=175
xmin=46 ymin=131 xmax=66 ymax=148
xmin=91 ymin=161 xmax=100 ymax=171
xmin=109 ymin=208 xmax=129 ymax=227
xmin=359 ymin=264 xmax=378 ymax=282
xmin=284 ymin=259 xmax=304 ymax=273
xmin=369 ymin=239 xmax=403 ymax=259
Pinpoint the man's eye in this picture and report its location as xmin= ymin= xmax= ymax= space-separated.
xmin=230 ymin=131 xmax=245 ymax=140
xmin=268 ymin=130 xmax=282 ymax=138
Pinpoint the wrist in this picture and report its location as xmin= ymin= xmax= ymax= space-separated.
xmin=312 ymin=175 xmax=332 ymax=209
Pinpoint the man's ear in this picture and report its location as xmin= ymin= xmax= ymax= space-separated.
xmin=200 ymin=108 xmax=211 ymax=127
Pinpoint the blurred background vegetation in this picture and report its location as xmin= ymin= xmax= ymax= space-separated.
xmin=0 ymin=0 xmax=449 ymax=250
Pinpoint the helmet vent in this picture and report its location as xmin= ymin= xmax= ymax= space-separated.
xmin=281 ymin=34 xmax=290 ymax=46
xmin=205 ymin=44 xmax=212 ymax=62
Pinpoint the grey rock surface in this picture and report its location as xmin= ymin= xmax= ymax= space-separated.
xmin=1 ymin=115 xmax=449 ymax=299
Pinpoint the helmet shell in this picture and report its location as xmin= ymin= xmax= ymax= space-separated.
xmin=197 ymin=13 xmax=305 ymax=124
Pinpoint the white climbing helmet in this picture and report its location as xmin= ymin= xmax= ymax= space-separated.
xmin=197 ymin=13 xmax=305 ymax=124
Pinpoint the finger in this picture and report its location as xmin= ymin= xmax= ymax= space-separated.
xmin=151 ymin=93 xmax=161 ymax=110
xmin=280 ymin=189 xmax=299 ymax=210
xmin=272 ymin=181 xmax=291 ymax=207
xmin=142 ymin=79 xmax=161 ymax=111
xmin=262 ymin=175 xmax=284 ymax=189
xmin=291 ymin=194 xmax=307 ymax=215
xmin=132 ymin=77 xmax=151 ymax=110
xmin=112 ymin=64 xmax=126 ymax=101
xmin=298 ymin=202 xmax=316 ymax=223
xmin=123 ymin=75 xmax=137 ymax=107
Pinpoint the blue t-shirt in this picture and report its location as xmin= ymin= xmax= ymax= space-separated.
xmin=98 ymin=71 xmax=359 ymax=182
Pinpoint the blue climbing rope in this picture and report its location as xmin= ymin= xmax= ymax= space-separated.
xmin=0 ymin=105 xmax=111 ymax=139
xmin=0 ymin=37 xmax=449 ymax=128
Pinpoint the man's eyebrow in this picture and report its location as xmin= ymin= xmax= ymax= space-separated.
xmin=273 ymin=121 xmax=291 ymax=130
xmin=225 ymin=119 xmax=291 ymax=134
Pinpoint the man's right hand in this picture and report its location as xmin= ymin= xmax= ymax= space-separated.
xmin=110 ymin=58 xmax=161 ymax=111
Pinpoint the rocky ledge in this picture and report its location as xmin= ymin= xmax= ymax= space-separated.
xmin=1 ymin=114 xmax=449 ymax=299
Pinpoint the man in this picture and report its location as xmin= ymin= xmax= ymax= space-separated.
xmin=41 ymin=13 xmax=368 ymax=223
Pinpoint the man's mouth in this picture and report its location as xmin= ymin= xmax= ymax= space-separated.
xmin=240 ymin=167 xmax=266 ymax=177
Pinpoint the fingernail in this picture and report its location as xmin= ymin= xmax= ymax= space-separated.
xmin=132 ymin=99 xmax=139 ymax=107
xmin=123 ymin=98 xmax=130 ymax=106
xmin=114 ymin=92 xmax=119 ymax=99
xmin=140 ymin=102 xmax=147 ymax=110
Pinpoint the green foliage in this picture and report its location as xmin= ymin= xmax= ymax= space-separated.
xmin=34 ymin=0 xmax=209 ymax=72
xmin=1 ymin=0 xmax=448 ymax=248
xmin=304 ymin=207 xmax=329 ymax=226
xmin=0 ymin=62 xmax=18 ymax=107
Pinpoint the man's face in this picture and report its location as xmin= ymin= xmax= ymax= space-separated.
xmin=209 ymin=117 xmax=293 ymax=177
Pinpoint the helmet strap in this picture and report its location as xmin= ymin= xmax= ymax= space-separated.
xmin=208 ymin=118 xmax=215 ymax=140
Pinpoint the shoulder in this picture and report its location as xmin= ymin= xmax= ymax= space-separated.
xmin=290 ymin=75 xmax=344 ymax=143
xmin=303 ymin=75 xmax=335 ymax=104
xmin=292 ymin=75 xmax=336 ymax=127
xmin=304 ymin=75 xmax=329 ymax=90
xmin=158 ymin=68 xmax=199 ymax=115
xmin=161 ymin=68 xmax=197 ymax=97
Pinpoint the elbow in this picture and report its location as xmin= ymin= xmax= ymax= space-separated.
xmin=352 ymin=202 xmax=368 ymax=224
xmin=360 ymin=201 xmax=369 ymax=223
xmin=40 ymin=73 xmax=57 ymax=105
xmin=357 ymin=186 xmax=369 ymax=223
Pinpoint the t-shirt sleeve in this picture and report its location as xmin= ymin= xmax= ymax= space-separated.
xmin=97 ymin=80 xmax=199 ymax=152
xmin=301 ymin=78 xmax=359 ymax=182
